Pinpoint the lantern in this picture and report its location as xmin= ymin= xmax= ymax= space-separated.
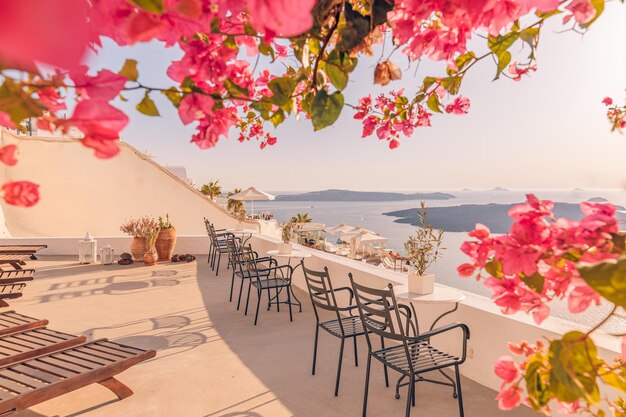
xmin=78 ymin=232 xmax=97 ymax=264
xmin=100 ymin=244 xmax=115 ymax=265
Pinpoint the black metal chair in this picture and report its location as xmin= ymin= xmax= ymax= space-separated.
xmin=226 ymin=237 xmax=276 ymax=309
xmin=302 ymin=263 xmax=371 ymax=396
xmin=203 ymin=218 xmax=234 ymax=276
xmin=349 ymin=274 xmax=470 ymax=417
xmin=239 ymin=249 xmax=294 ymax=326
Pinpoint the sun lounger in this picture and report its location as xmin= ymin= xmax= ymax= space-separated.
xmin=0 ymin=285 xmax=27 ymax=307
xmin=0 ymin=312 xmax=48 ymax=338
xmin=0 ymin=246 xmax=47 ymax=261
xmin=0 ymin=270 xmax=35 ymax=285
xmin=0 ymin=339 xmax=156 ymax=415
xmin=0 ymin=327 xmax=86 ymax=367
xmin=0 ymin=255 xmax=31 ymax=271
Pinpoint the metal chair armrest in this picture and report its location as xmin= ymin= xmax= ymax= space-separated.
xmin=407 ymin=322 xmax=470 ymax=361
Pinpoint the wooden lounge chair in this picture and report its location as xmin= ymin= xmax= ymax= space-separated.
xmin=0 ymin=255 xmax=31 ymax=271
xmin=0 ymin=285 xmax=27 ymax=308
xmin=0 ymin=270 xmax=35 ymax=285
xmin=0 ymin=339 xmax=156 ymax=415
xmin=0 ymin=312 xmax=48 ymax=337
xmin=0 ymin=327 xmax=86 ymax=367
xmin=0 ymin=246 xmax=47 ymax=260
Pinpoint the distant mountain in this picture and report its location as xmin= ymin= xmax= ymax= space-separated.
xmin=275 ymin=189 xmax=456 ymax=202
xmin=384 ymin=202 xmax=626 ymax=233
xmin=461 ymin=188 xmax=473 ymax=192
xmin=588 ymin=197 xmax=608 ymax=202
xmin=490 ymin=187 xmax=509 ymax=192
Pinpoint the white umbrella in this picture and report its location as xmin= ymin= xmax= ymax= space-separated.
xmin=229 ymin=187 xmax=275 ymax=217
xmin=325 ymin=224 xmax=354 ymax=235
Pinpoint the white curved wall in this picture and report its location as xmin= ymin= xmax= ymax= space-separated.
xmin=0 ymin=129 xmax=256 ymax=237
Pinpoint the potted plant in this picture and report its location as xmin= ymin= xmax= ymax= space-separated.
xmin=279 ymin=219 xmax=298 ymax=254
xmin=120 ymin=216 xmax=161 ymax=263
xmin=120 ymin=217 xmax=146 ymax=261
xmin=156 ymin=214 xmax=177 ymax=261
xmin=404 ymin=202 xmax=444 ymax=294
xmin=143 ymin=220 xmax=160 ymax=266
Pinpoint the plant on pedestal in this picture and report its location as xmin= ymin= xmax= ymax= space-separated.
xmin=404 ymin=202 xmax=444 ymax=294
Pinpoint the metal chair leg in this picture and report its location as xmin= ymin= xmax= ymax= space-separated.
xmin=254 ymin=289 xmax=261 ymax=326
xmin=244 ymin=281 xmax=252 ymax=315
xmin=353 ymin=336 xmax=359 ymax=367
xmin=381 ymin=336 xmax=389 ymax=387
xmin=237 ymin=278 xmax=245 ymax=310
xmin=405 ymin=373 xmax=414 ymax=417
xmin=215 ymin=252 xmax=222 ymax=276
xmin=455 ymin=365 xmax=465 ymax=417
xmin=312 ymin=326 xmax=319 ymax=375
xmin=334 ymin=338 xmax=345 ymax=396
xmin=362 ymin=354 xmax=371 ymax=417
xmin=412 ymin=377 xmax=416 ymax=407
xmin=287 ymin=285 xmax=293 ymax=322
xmin=229 ymin=272 xmax=235 ymax=302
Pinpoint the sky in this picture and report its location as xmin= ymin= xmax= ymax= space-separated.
xmin=85 ymin=6 xmax=626 ymax=193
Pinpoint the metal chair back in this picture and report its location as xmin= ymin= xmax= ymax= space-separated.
xmin=301 ymin=263 xmax=342 ymax=324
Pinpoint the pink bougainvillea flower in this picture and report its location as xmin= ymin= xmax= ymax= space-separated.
xmin=68 ymin=99 xmax=129 ymax=141
xmin=496 ymin=385 xmax=521 ymax=410
xmin=248 ymin=0 xmax=317 ymax=37
xmin=0 ymin=145 xmax=18 ymax=166
xmin=567 ymin=278 xmax=601 ymax=313
xmin=494 ymin=356 xmax=518 ymax=382
xmin=0 ymin=0 xmax=89 ymax=70
xmin=602 ymin=97 xmax=613 ymax=105
xmin=81 ymin=136 xmax=121 ymax=159
xmin=389 ymin=139 xmax=400 ymax=149
xmin=508 ymin=63 xmax=537 ymax=81
xmin=445 ymin=96 xmax=470 ymax=115
xmin=0 ymin=112 xmax=15 ymax=129
xmin=622 ymin=335 xmax=626 ymax=362
xmin=71 ymin=69 xmax=128 ymax=101
xmin=564 ymin=0 xmax=597 ymax=24
xmin=1 ymin=181 xmax=40 ymax=207
xmin=457 ymin=263 xmax=476 ymax=277
xmin=127 ymin=12 xmax=164 ymax=44
xmin=178 ymin=94 xmax=215 ymax=125
xmin=469 ymin=223 xmax=491 ymax=240
xmin=557 ymin=401 xmax=581 ymax=415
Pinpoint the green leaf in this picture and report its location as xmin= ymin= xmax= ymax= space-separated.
xmin=223 ymin=35 xmax=237 ymax=49
xmin=601 ymin=372 xmax=626 ymax=394
xmin=521 ymin=272 xmax=545 ymax=293
xmin=455 ymin=52 xmax=476 ymax=72
xmin=0 ymin=80 xmax=44 ymax=126
xmin=494 ymin=50 xmax=511 ymax=80
xmin=119 ymin=59 xmax=139 ymax=81
xmin=441 ymin=76 xmax=463 ymax=95
xmin=269 ymin=110 xmax=285 ymax=127
xmin=578 ymin=257 xmax=626 ymax=309
xmin=268 ymin=77 xmax=296 ymax=106
xmin=422 ymin=77 xmax=438 ymax=91
xmin=162 ymin=88 xmax=182 ymax=107
xmin=549 ymin=331 xmax=602 ymax=404
xmin=337 ymin=1 xmax=392 ymax=51
xmin=325 ymin=63 xmax=348 ymax=90
xmin=485 ymin=260 xmax=503 ymax=278
xmin=426 ymin=94 xmax=442 ymax=113
xmin=310 ymin=90 xmax=344 ymax=131
xmin=129 ymin=0 xmax=164 ymax=13
xmin=259 ymin=43 xmax=275 ymax=60
xmin=488 ymin=32 xmax=519 ymax=55
xmin=224 ymin=79 xmax=249 ymax=99
xmin=525 ymin=359 xmax=551 ymax=410
xmin=519 ymin=27 xmax=540 ymax=48
xmin=136 ymin=91 xmax=160 ymax=116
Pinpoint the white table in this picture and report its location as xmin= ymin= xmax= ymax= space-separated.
xmin=392 ymin=283 xmax=465 ymax=399
xmin=225 ymin=229 xmax=257 ymax=245
xmin=266 ymin=250 xmax=311 ymax=312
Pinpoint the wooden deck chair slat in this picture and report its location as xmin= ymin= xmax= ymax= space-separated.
xmin=97 ymin=341 xmax=144 ymax=356
xmin=58 ymin=350 xmax=109 ymax=367
xmin=10 ymin=365 xmax=62 ymax=384
xmin=79 ymin=346 xmax=125 ymax=362
xmin=25 ymin=359 xmax=78 ymax=378
xmin=83 ymin=344 xmax=131 ymax=359
xmin=0 ymin=370 xmax=46 ymax=390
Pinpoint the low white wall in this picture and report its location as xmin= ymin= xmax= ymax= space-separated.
xmin=0 ymin=129 xmax=258 ymax=236
xmin=4 ymin=233 xmax=620 ymax=410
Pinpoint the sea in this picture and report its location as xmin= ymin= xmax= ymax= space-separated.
xmin=254 ymin=189 xmax=626 ymax=328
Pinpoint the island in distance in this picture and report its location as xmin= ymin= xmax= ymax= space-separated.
xmin=275 ymin=189 xmax=456 ymax=202
xmin=384 ymin=202 xmax=626 ymax=233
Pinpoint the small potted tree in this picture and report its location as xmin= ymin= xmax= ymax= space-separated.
xmin=156 ymin=214 xmax=177 ymax=261
xmin=120 ymin=218 xmax=146 ymax=261
xmin=404 ymin=202 xmax=444 ymax=294
xmin=279 ymin=219 xmax=298 ymax=254
xmin=143 ymin=220 xmax=160 ymax=266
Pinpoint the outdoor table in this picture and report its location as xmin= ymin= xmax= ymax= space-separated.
xmin=0 ymin=245 xmax=47 ymax=260
xmin=0 ymin=254 xmax=32 ymax=270
xmin=225 ymin=229 xmax=257 ymax=245
xmin=266 ymin=249 xmax=311 ymax=312
xmin=391 ymin=283 xmax=466 ymax=400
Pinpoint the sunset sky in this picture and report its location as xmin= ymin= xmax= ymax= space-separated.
xmin=86 ymin=6 xmax=626 ymax=192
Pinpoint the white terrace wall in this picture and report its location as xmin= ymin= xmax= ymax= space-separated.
xmin=0 ymin=129 xmax=257 ymax=237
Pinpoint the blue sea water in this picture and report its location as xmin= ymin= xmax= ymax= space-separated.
xmin=254 ymin=189 xmax=626 ymax=326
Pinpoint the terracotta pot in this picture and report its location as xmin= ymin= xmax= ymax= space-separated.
xmin=156 ymin=228 xmax=177 ymax=261
xmin=143 ymin=251 xmax=158 ymax=266
xmin=130 ymin=237 xmax=147 ymax=261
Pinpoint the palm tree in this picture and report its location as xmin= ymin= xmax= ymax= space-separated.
xmin=291 ymin=212 xmax=312 ymax=223
xmin=227 ymin=188 xmax=245 ymax=217
xmin=200 ymin=180 xmax=222 ymax=199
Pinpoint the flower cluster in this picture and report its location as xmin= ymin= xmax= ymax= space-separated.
xmin=458 ymin=195 xmax=619 ymax=323
xmin=603 ymin=94 xmax=626 ymax=132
